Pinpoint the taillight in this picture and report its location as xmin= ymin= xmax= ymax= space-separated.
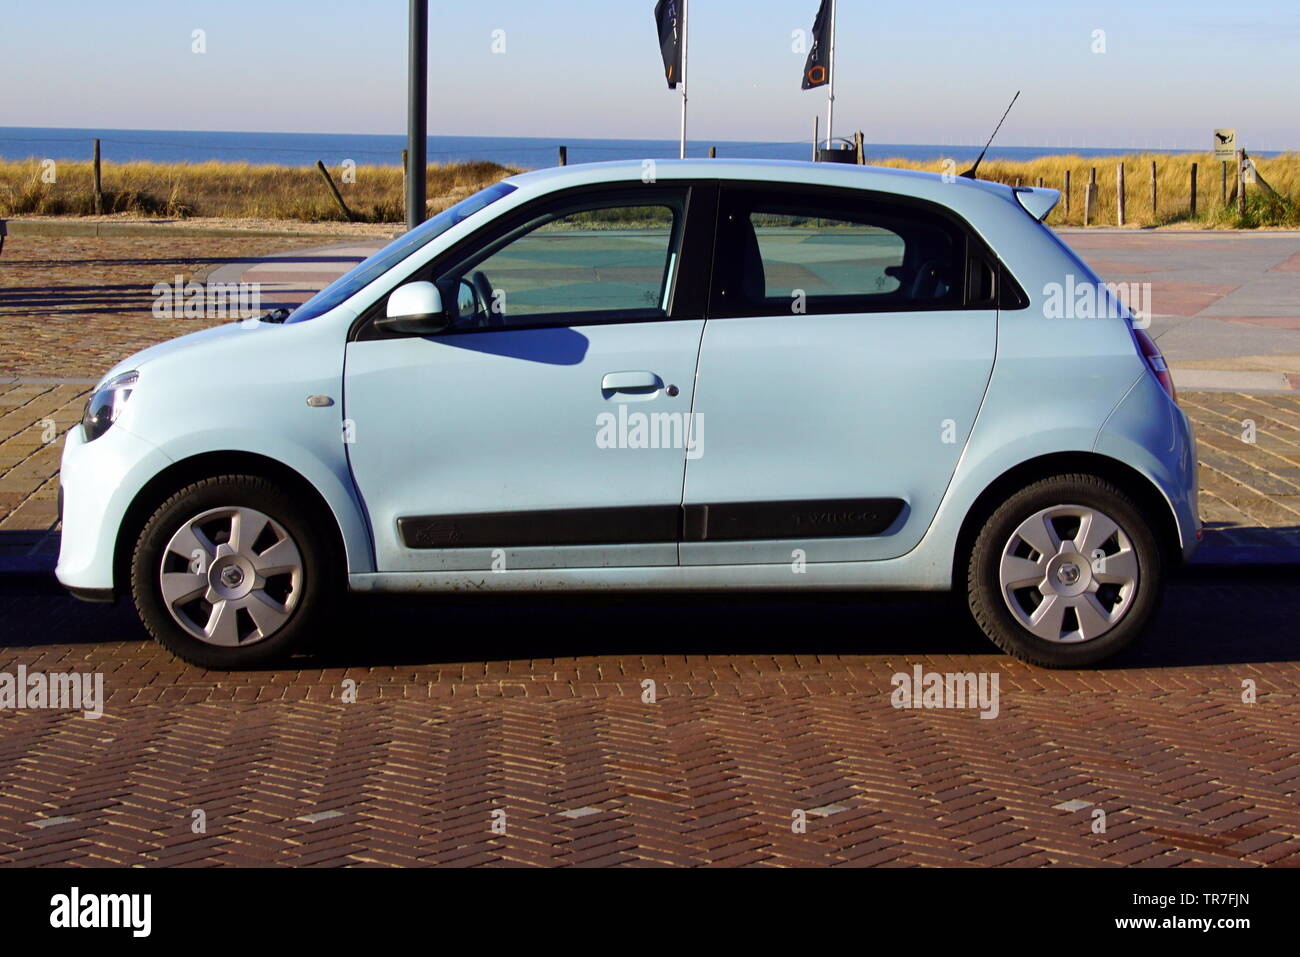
xmin=1133 ymin=327 xmax=1176 ymax=403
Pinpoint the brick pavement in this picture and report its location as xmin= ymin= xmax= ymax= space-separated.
xmin=0 ymin=234 xmax=331 ymax=378
xmin=1182 ymin=391 xmax=1300 ymax=543
xmin=0 ymin=379 xmax=86 ymax=542
xmin=0 ymin=577 xmax=1296 ymax=866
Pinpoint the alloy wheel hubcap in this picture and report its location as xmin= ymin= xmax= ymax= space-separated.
xmin=159 ymin=506 xmax=303 ymax=647
xmin=997 ymin=504 xmax=1139 ymax=644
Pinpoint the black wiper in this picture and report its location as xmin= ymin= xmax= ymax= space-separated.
xmin=256 ymin=308 xmax=292 ymax=324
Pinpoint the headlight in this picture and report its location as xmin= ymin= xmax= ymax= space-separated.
xmin=81 ymin=371 xmax=138 ymax=442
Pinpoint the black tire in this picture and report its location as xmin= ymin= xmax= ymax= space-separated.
xmin=130 ymin=474 xmax=337 ymax=669
xmin=966 ymin=473 xmax=1165 ymax=668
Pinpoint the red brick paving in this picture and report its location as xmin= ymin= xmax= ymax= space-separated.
xmin=0 ymin=583 xmax=1297 ymax=867
xmin=1143 ymin=281 xmax=1240 ymax=317
xmin=1271 ymin=251 xmax=1300 ymax=273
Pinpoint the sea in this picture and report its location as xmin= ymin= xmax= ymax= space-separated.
xmin=1 ymin=127 xmax=1273 ymax=170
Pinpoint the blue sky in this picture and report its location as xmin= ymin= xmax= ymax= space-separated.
xmin=2 ymin=0 xmax=1297 ymax=149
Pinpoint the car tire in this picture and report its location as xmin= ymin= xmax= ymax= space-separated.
xmin=130 ymin=474 xmax=337 ymax=669
xmin=966 ymin=473 xmax=1164 ymax=668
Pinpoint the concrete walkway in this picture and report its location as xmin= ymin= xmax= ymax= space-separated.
xmin=198 ymin=241 xmax=381 ymax=314
xmin=1062 ymin=230 xmax=1300 ymax=391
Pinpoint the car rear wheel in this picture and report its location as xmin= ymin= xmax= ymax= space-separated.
xmin=966 ymin=473 xmax=1164 ymax=668
xmin=130 ymin=474 xmax=336 ymax=669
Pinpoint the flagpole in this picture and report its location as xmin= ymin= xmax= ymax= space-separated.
xmin=679 ymin=0 xmax=689 ymax=159
xmin=825 ymin=0 xmax=836 ymax=148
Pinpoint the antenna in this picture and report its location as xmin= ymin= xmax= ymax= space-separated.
xmin=960 ymin=90 xmax=1020 ymax=180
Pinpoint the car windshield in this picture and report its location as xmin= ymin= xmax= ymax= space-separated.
xmin=285 ymin=181 xmax=517 ymax=323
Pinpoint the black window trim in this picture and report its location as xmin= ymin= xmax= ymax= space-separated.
xmin=351 ymin=181 xmax=720 ymax=341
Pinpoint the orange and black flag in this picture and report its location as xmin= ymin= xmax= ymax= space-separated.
xmin=801 ymin=0 xmax=831 ymax=89
xmin=655 ymin=0 xmax=683 ymax=89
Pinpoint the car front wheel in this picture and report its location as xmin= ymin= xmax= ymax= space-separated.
xmin=130 ymin=474 xmax=335 ymax=669
xmin=966 ymin=473 xmax=1165 ymax=668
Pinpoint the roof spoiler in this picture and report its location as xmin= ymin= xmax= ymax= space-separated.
xmin=1013 ymin=186 xmax=1061 ymax=222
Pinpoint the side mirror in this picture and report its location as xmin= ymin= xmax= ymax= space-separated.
xmin=375 ymin=281 xmax=452 ymax=335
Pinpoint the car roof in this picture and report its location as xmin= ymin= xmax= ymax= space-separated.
xmin=503 ymin=158 xmax=1018 ymax=203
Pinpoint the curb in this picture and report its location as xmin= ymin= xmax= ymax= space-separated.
xmin=1171 ymin=369 xmax=1297 ymax=393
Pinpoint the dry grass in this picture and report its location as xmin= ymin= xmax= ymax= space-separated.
xmin=1 ymin=152 xmax=1297 ymax=227
xmin=873 ymin=151 xmax=1300 ymax=228
xmin=0 ymin=158 xmax=519 ymax=223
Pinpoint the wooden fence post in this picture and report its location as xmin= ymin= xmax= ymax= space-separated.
xmin=401 ymin=149 xmax=408 ymax=221
xmin=1116 ymin=163 xmax=1126 ymax=226
xmin=1063 ymin=169 xmax=1071 ymax=218
xmin=1221 ymin=161 xmax=1228 ymax=206
xmin=1237 ymin=149 xmax=1246 ymax=217
xmin=1149 ymin=160 xmax=1157 ymax=218
xmin=558 ymin=146 xmax=567 ymax=166
xmin=92 ymin=139 xmax=103 ymax=215
xmin=854 ymin=131 xmax=865 ymax=165
xmin=315 ymin=160 xmax=354 ymax=222
xmin=708 ymin=146 xmax=717 ymax=159
xmin=1189 ymin=163 xmax=1197 ymax=217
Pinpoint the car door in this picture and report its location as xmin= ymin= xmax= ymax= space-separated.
xmin=344 ymin=183 xmax=715 ymax=572
xmin=680 ymin=183 xmax=999 ymax=566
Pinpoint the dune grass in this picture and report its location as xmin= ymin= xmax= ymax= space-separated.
xmin=1 ymin=152 xmax=1297 ymax=227
xmin=0 ymin=158 xmax=519 ymax=223
xmin=872 ymin=151 xmax=1300 ymax=228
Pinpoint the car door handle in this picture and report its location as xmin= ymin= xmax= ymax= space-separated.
xmin=601 ymin=371 xmax=662 ymax=394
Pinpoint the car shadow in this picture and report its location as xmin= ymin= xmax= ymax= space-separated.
xmin=1 ymin=565 xmax=1295 ymax=670
xmin=305 ymin=567 xmax=1300 ymax=669
xmin=0 ymin=282 xmax=324 ymax=318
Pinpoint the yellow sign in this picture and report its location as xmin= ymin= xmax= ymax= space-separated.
xmin=1213 ymin=129 xmax=1237 ymax=161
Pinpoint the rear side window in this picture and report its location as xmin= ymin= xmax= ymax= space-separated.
xmin=713 ymin=187 xmax=970 ymax=316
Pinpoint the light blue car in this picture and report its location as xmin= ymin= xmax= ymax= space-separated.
xmin=57 ymin=159 xmax=1199 ymax=669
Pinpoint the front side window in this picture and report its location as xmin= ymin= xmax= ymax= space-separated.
xmin=439 ymin=191 xmax=686 ymax=330
xmin=287 ymin=181 xmax=516 ymax=323
xmin=715 ymin=189 xmax=967 ymax=316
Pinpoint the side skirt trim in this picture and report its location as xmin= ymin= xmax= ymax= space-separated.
xmin=397 ymin=499 xmax=905 ymax=549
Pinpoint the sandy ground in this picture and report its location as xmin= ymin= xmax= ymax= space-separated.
xmin=4 ymin=213 xmax=402 ymax=238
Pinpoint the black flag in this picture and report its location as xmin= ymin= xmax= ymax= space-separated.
xmin=655 ymin=0 xmax=683 ymax=89
xmin=801 ymin=0 xmax=831 ymax=89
